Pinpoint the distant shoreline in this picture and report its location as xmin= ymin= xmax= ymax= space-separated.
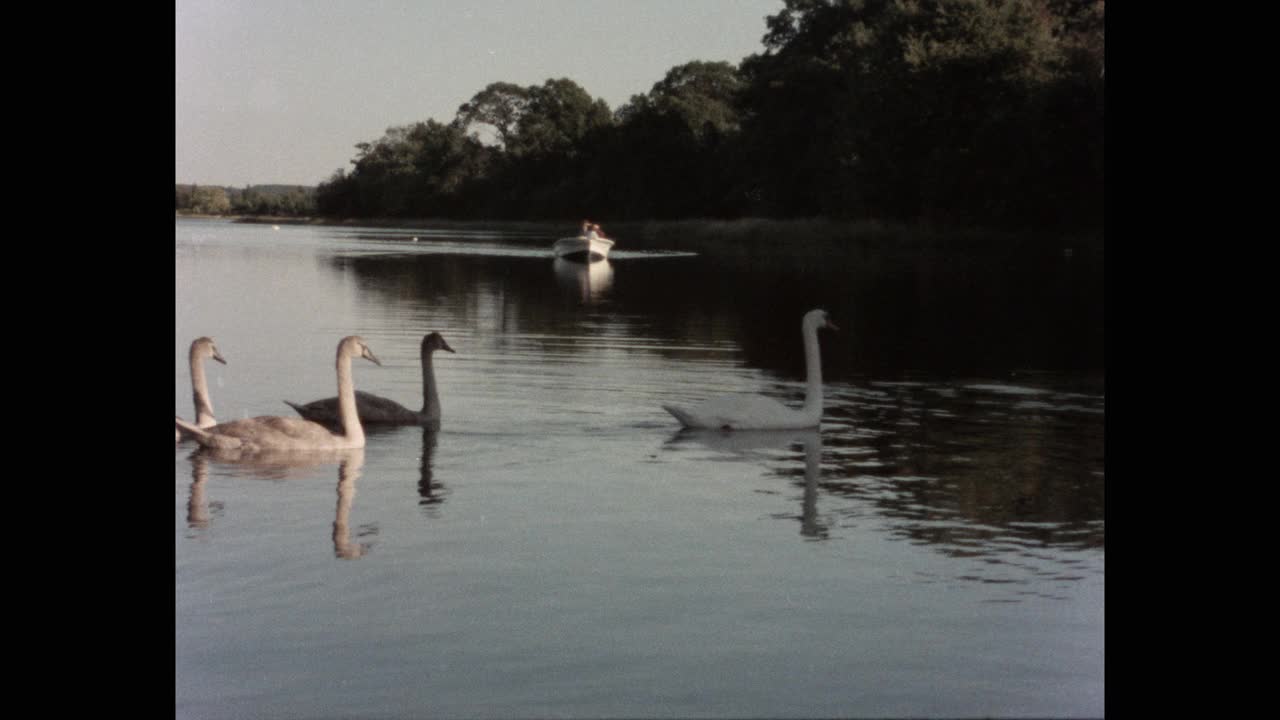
xmin=176 ymin=212 xmax=1101 ymax=254
xmin=178 ymin=213 xmax=562 ymax=233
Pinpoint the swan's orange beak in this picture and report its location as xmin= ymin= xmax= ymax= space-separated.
xmin=212 ymin=349 xmax=227 ymax=364
xmin=441 ymin=339 xmax=456 ymax=353
xmin=826 ymin=320 xmax=839 ymax=331
xmin=363 ymin=348 xmax=382 ymax=366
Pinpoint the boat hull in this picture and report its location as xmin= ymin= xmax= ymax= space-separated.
xmin=553 ymin=235 xmax=614 ymax=263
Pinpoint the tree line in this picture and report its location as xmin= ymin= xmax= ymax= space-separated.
xmin=175 ymin=184 xmax=316 ymax=217
xmin=213 ymin=0 xmax=1105 ymax=232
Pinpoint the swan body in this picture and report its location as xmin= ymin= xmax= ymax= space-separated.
xmin=662 ymin=309 xmax=837 ymax=430
xmin=176 ymin=337 xmax=227 ymax=442
xmin=176 ymin=336 xmax=380 ymax=453
xmin=285 ymin=332 xmax=454 ymax=426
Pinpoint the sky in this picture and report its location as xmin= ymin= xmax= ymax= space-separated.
xmin=176 ymin=0 xmax=785 ymax=187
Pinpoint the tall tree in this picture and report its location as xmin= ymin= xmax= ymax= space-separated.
xmin=738 ymin=0 xmax=1102 ymax=227
xmin=609 ymin=61 xmax=747 ymax=217
xmin=191 ymin=186 xmax=231 ymax=214
xmin=507 ymin=78 xmax=612 ymax=159
xmin=627 ymin=60 xmax=744 ymax=139
xmin=454 ymin=81 xmax=532 ymax=149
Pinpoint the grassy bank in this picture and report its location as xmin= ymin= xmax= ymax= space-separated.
xmin=605 ymin=217 xmax=1097 ymax=254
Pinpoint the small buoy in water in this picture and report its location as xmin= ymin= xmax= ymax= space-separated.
xmin=272 ymin=225 xmax=281 ymax=230
xmin=412 ymin=236 xmax=419 ymax=242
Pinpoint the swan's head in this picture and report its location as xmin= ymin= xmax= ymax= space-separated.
xmin=423 ymin=332 xmax=456 ymax=354
xmin=192 ymin=336 xmax=227 ymax=365
xmin=339 ymin=336 xmax=382 ymax=366
xmin=804 ymin=308 xmax=838 ymax=332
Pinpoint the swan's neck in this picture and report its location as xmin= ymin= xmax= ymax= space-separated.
xmin=801 ymin=323 xmax=824 ymax=417
xmin=420 ymin=350 xmax=440 ymax=419
xmin=189 ymin=350 xmax=215 ymax=427
xmin=336 ymin=352 xmax=364 ymax=446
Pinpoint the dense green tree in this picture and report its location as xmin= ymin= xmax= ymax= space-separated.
xmin=307 ymin=1 xmax=1102 ymax=231
xmin=175 ymin=184 xmax=196 ymax=210
xmin=453 ymin=78 xmax=612 ymax=219
xmin=177 ymin=184 xmax=315 ymax=216
xmin=315 ymin=169 xmax=358 ymax=217
xmin=191 ymin=185 xmax=231 ymax=214
xmin=507 ymin=78 xmax=612 ymax=160
xmin=323 ymin=120 xmax=492 ymax=217
xmin=619 ymin=61 xmax=743 ymax=139
xmin=454 ymin=81 xmax=532 ymax=149
xmin=604 ymin=61 xmax=747 ymax=218
xmin=738 ymin=0 xmax=1103 ymax=227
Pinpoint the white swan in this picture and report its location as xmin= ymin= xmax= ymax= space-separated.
xmin=285 ymin=332 xmax=455 ymax=427
xmin=662 ymin=309 xmax=838 ymax=430
xmin=175 ymin=336 xmax=381 ymax=452
xmin=176 ymin=336 xmax=227 ymax=442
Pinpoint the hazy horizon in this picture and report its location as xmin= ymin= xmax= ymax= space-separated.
xmin=176 ymin=0 xmax=783 ymax=188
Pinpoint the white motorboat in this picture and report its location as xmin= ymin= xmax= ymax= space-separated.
xmin=552 ymin=233 xmax=614 ymax=262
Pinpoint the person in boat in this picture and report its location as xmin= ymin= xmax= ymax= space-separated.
xmin=591 ymin=223 xmax=607 ymax=239
xmin=580 ymin=219 xmax=591 ymax=238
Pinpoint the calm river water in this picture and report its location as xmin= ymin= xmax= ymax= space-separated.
xmin=175 ymin=217 xmax=1104 ymax=718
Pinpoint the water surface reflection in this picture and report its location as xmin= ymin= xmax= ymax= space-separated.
xmin=416 ymin=428 xmax=446 ymax=515
xmin=176 ymin=219 xmax=1103 ymax=717
xmin=553 ymin=258 xmax=614 ymax=304
xmin=662 ymin=374 xmax=1103 ymax=600
xmin=331 ymin=450 xmax=371 ymax=560
xmin=186 ymin=453 xmax=215 ymax=531
xmin=326 ymin=241 xmax=1101 ymax=379
xmin=669 ymin=428 xmax=827 ymax=540
xmin=184 ymin=447 xmax=375 ymax=560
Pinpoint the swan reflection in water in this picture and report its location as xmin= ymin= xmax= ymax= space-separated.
xmin=553 ymin=257 xmax=614 ymax=304
xmin=187 ymin=452 xmax=215 ymax=530
xmin=184 ymin=446 xmax=374 ymax=559
xmin=417 ymin=427 xmax=448 ymax=515
xmin=667 ymin=428 xmax=828 ymax=540
xmin=330 ymin=449 xmax=371 ymax=559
